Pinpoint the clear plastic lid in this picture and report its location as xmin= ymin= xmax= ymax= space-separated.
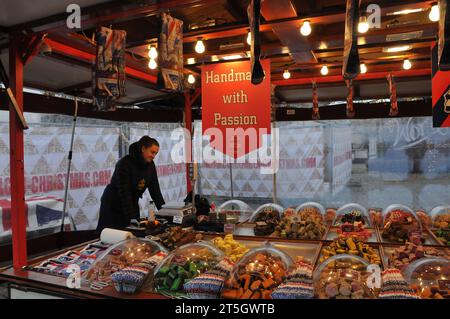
xmin=152 ymin=241 xmax=225 ymax=296
xmin=222 ymin=243 xmax=294 ymax=299
xmin=295 ymin=202 xmax=326 ymax=217
xmin=403 ymin=257 xmax=450 ymax=299
xmin=333 ymin=203 xmax=371 ymax=227
xmin=218 ymin=200 xmax=251 ymax=212
xmin=249 ymin=203 xmax=284 ymax=222
xmin=313 ymin=254 xmax=375 ymax=299
xmin=430 ymin=206 xmax=450 ymax=230
xmin=382 ymin=204 xmax=422 ymax=231
xmin=83 ymin=238 xmax=167 ymax=283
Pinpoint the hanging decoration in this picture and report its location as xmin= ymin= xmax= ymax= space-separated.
xmin=345 ymin=79 xmax=356 ymax=118
xmin=312 ymin=81 xmax=320 ymax=120
xmin=92 ymin=26 xmax=127 ymax=111
xmin=157 ymin=12 xmax=184 ymax=91
xmin=387 ymin=73 xmax=399 ymax=117
xmin=438 ymin=0 xmax=450 ymax=70
xmin=342 ymin=0 xmax=361 ymax=80
xmin=247 ymin=0 xmax=265 ymax=85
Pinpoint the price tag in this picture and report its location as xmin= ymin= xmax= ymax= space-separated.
xmin=173 ymin=216 xmax=183 ymax=224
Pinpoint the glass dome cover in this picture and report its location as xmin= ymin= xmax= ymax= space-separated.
xmin=313 ymin=254 xmax=376 ymax=299
xmin=295 ymin=202 xmax=326 ymax=218
xmin=381 ymin=204 xmax=422 ymax=243
xmin=222 ymin=243 xmax=294 ymax=299
xmin=82 ymin=238 xmax=167 ymax=283
xmin=217 ymin=200 xmax=252 ymax=223
xmin=404 ymin=257 xmax=450 ymax=299
xmin=218 ymin=200 xmax=251 ymax=212
xmin=333 ymin=203 xmax=371 ymax=227
xmin=249 ymin=203 xmax=284 ymax=222
xmin=152 ymin=241 xmax=225 ymax=296
xmin=429 ymin=206 xmax=450 ymax=230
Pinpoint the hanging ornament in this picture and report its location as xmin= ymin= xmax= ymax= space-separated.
xmin=346 ymin=79 xmax=356 ymax=118
xmin=312 ymin=81 xmax=320 ymax=120
xmin=387 ymin=73 xmax=399 ymax=117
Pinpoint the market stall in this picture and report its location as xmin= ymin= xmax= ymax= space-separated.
xmin=0 ymin=0 xmax=449 ymax=300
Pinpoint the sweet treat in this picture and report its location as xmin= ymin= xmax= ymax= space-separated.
xmin=157 ymin=227 xmax=203 ymax=250
xmin=271 ymin=261 xmax=314 ymax=299
xmin=405 ymin=258 xmax=450 ymax=299
xmin=325 ymin=208 xmax=337 ymax=225
xmin=251 ymin=204 xmax=283 ymax=237
xmin=211 ymin=234 xmax=249 ymax=262
xmin=153 ymin=242 xmax=224 ymax=296
xmin=369 ymin=208 xmax=383 ymax=227
xmin=111 ymin=251 xmax=167 ymax=294
xmin=335 ymin=207 xmax=372 ymax=241
xmin=320 ymin=236 xmax=381 ymax=265
xmin=379 ymin=269 xmax=420 ymax=299
xmin=433 ymin=229 xmax=450 ymax=246
xmin=314 ymin=255 xmax=376 ymax=299
xmin=222 ymin=246 xmax=292 ymax=299
xmin=271 ymin=206 xmax=326 ymax=240
xmin=381 ymin=207 xmax=422 ymax=244
xmin=83 ymin=238 xmax=165 ymax=284
xmin=184 ymin=258 xmax=234 ymax=299
xmin=433 ymin=213 xmax=450 ymax=230
xmin=416 ymin=210 xmax=431 ymax=229
xmin=388 ymin=242 xmax=449 ymax=271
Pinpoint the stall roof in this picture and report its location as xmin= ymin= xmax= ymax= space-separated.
xmin=0 ymin=0 xmax=437 ymax=108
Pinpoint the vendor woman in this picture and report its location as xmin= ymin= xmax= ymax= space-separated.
xmin=97 ymin=136 xmax=165 ymax=232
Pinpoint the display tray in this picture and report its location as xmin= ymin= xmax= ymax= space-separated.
xmin=381 ymin=244 xmax=450 ymax=271
xmin=201 ymin=233 xmax=322 ymax=265
xmin=233 ymin=222 xmax=329 ymax=241
xmin=379 ymin=228 xmax=441 ymax=246
xmin=325 ymin=227 xmax=378 ymax=242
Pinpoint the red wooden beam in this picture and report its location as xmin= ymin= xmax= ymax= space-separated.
xmin=44 ymin=38 xmax=157 ymax=85
xmin=273 ymin=68 xmax=431 ymax=87
xmin=9 ymin=35 xmax=28 ymax=268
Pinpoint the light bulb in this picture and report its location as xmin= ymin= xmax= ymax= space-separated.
xmin=429 ymin=4 xmax=440 ymax=22
xmin=300 ymin=20 xmax=312 ymax=36
xmin=283 ymin=69 xmax=291 ymax=79
xmin=358 ymin=16 xmax=369 ymax=34
xmin=195 ymin=39 xmax=205 ymax=54
xmin=148 ymin=58 xmax=157 ymax=70
xmin=360 ymin=63 xmax=367 ymax=74
xmin=187 ymin=74 xmax=196 ymax=84
xmin=148 ymin=46 xmax=158 ymax=59
xmin=321 ymin=65 xmax=329 ymax=76
xmin=247 ymin=32 xmax=251 ymax=45
xmin=403 ymin=59 xmax=412 ymax=70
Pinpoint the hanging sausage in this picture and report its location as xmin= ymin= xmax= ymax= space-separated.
xmin=342 ymin=0 xmax=361 ymax=80
xmin=312 ymin=81 xmax=320 ymax=120
xmin=346 ymin=79 xmax=356 ymax=118
xmin=438 ymin=0 xmax=450 ymax=70
xmin=387 ymin=73 xmax=399 ymax=117
xmin=247 ymin=0 xmax=265 ymax=85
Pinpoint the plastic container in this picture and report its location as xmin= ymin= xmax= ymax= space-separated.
xmin=218 ymin=200 xmax=252 ymax=223
xmin=249 ymin=204 xmax=284 ymax=237
xmin=313 ymin=254 xmax=376 ymax=299
xmin=221 ymin=243 xmax=294 ymax=299
xmin=152 ymin=241 xmax=225 ymax=297
xmin=333 ymin=203 xmax=371 ymax=227
xmin=295 ymin=202 xmax=326 ymax=218
xmin=82 ymin=238 xmax=167 ymax=284
xmin=381 ymin=204 xmax=423 ymax=244
xmin=430 ymin=206 xmax=450 ymax=230
xmin=404 ymin=257 xmax=450 ymax=299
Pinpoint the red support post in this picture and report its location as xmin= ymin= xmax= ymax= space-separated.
xmin=9 ymin=35 xmax=27 ymax=268
xmin=184 ymin=91 xmax=193 ymax=194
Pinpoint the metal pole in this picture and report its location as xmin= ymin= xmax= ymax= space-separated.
xmin=60 ymin=97 xmax=79 ymax=235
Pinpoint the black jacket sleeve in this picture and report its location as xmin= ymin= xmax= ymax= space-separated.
xmin=148 ymin=162 xmax=165 ymax=210
xmin=115 ymin=159 xmax=138 ymax=220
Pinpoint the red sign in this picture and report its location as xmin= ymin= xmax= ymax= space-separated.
xmin=202 ymin=60 xmax=271 ymax=158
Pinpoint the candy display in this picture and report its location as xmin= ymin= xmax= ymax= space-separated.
xmin=152 ymin=242 xmax=224 ymax=297
xmin=28 ymin=242 xmax=110 ymax=278
xmin=111 ymin=251 xmax=167 ymax=294
xmin=314 ymin=255 xmax=376 ymax=299
xmin=334 ymin=204 xmax=372 ymax=240
xmin=430 ymin=206 xmax=450 ymax=230
xmin=222 ymin=244 xmax=293 ymax=299
xmin=369 ymin=208 xmax=383 ymax=227
xmin=271 ymin=204 xmax=326 ymax=240
xmin=381 ymin=205 xmax=422 ymax=244
xmin=250 ymin=204 xmax=283 ymax=236
xmin=405 ymin=258 xmax=450 ymax=299
xmin=211 ymin=234 xmax=249 ymax=262
xmin=434 ymin=229 xmax=450 ymax=246
xmin=416 ymin=210 xmax=432 ymax=229
xmin=271 ymin=261 xmax=314 ymax=299
xmin=387 ymin=242 xmax=449 ymax=271
xmin=184 ymin=258 xmax=234 ymax=299
xmin=319 ymin=236 xmax=381 ymax=265
xmin=378 ymin=269 xmax=419 ymax=299
xmin=325 ymin=208 xmax=337 ymax=225
xmin=157 ymin=226 xmax=203 ymax=250
xmin=83 ymin=238 xmax=166 ymax=285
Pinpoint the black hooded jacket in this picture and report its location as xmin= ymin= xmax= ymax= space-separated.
xmin=96 ymin=141 xmax=165 ymax=232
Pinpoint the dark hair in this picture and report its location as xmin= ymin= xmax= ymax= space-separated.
xmin=139 ymin=136 xmax=159 ymax=148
